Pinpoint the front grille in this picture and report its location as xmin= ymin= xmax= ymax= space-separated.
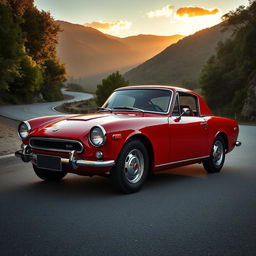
xmin=29 ymin=137 xmax=84 ymax=153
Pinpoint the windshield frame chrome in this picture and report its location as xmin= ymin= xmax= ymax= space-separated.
xmin=102 ymin=88 xmax=173 ymax=115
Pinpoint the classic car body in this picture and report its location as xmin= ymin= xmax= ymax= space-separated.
xmin=15 ymin=85 xmax=241 ymax=193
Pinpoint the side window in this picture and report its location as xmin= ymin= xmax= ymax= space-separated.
xmin=179 ymin=93 xmax=199 ymax=116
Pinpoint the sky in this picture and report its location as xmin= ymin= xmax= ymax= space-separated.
xmin=34 ymin=0 xmax=249 ymax=37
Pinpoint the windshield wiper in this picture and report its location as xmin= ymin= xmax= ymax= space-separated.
xmin=112 ymin=106 xmax=144 ymax=112
xmin=97 ymin=107 xmax=111 ymax=112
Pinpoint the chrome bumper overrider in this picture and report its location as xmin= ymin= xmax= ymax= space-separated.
xmin=15 ymin=145 xmax=115 ymax=168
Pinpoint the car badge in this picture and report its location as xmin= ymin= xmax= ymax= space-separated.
xmin=52 ymin=127 xmax=60 ymax=132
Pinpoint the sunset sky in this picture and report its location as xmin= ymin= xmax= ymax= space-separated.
xmin=34 ymin=0 xmax=249 ymax=37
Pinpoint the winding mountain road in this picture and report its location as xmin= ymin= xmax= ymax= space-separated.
xmin=0 ymin=89 xmax=93 ymax=121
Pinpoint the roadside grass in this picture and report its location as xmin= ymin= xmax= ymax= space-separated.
xmin=56 ymin=97 xmax=98 ymax=114
xmin=65 ymin=83 xmax=94 ymax=94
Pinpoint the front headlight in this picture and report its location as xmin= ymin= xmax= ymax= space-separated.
xmin=18 ymin=121 xmax=31 ymax=139
xmin=89 ymin=125 xmax=106 ymax=147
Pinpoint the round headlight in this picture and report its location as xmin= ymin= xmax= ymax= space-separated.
xmin=89 ymin=126 xmax=106 ymax=147
xmin=18 ymin=121 xmax=31 ymax=139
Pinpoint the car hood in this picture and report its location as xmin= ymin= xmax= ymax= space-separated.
xmin=29 ymin=112 xmax=144 ymax=140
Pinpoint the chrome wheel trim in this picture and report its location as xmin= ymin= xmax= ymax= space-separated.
xmin=124 ymin=149 xmax=144 ymax=184
xmin=212 ymin=140 xmax=224 ymax=167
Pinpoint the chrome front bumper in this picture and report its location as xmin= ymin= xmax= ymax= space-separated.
xmin=15 ymin=146 xmax=115 ymax=169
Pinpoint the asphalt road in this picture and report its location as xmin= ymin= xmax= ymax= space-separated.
xmin=0 ymin=125 xmax=255 ymax=256
xmin=0 ymin=89 xmax=93 ymax=121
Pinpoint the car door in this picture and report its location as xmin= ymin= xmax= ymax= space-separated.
xmin=168 ymin=92 xmax=210 ymax=163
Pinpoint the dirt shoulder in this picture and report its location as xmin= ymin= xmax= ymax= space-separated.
xmin=0 ymin=116 xmax=20 ymax=156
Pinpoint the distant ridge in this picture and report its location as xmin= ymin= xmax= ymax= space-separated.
xmin=124 ymin=24 xmax=231 ymax=87
xmin=56 ymin=20 xmax=183 ymax=85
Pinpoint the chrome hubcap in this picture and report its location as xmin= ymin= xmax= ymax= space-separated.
xmin=212 ymin=140 xmax=224 ymax=167
xmin=124 ymin=149 xmax=144 ymax=183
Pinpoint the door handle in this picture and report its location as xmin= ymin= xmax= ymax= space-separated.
xmin=200 ymin=122 xmax=208 ymax=126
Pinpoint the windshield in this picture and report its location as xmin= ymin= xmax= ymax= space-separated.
xmin=102 ymin=89 xmax=172 ymax=113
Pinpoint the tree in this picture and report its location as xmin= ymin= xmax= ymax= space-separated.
xmin=222 ymin=0 xmax=256 ymax=31
xmin=96 ymin=72 xmax=129 ymax=106
xmin=0 ymin=0 xmax=66 ymax=103
xmin=0 ymin=2 xmax=44 ymax=104
xmin=21 ymin=7 xmax=61 ymax=64
xmin=6 ymin=0 xmax=34 ymax=16
xmin=0 ymin=3 xmax=23 ymax=92
xmin=21 ymin=7 xmax=66 ymax=101
xmin=8 ymin=55 xmax=43 ymax=103
xmin=41 ymin=59 xmax=66 ymax=101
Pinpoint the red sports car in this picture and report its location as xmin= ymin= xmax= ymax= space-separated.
xmin=16 ymin=85 xmax=241 ymax=193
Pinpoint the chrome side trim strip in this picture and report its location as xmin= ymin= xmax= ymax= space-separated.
xmin=155 ymin=155 xmax=210 ymax=168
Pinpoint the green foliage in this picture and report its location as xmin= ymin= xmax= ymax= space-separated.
xmin=222 ymin=0 xmax=256 ymax=31
xmin=96 ymin=71 xmax=129 ymax=106
xmin=200 ymin=0 xmax=256 ymax=118
xmin=21 ymin=7 xmax=61 ymax=64
xmin=41 ymin=60 xmax=66 ymax=101
xmin=0 ymin=3 xmax=23 ymax=92
xmin=6 ymin=0 xmax=33 ymax=16
xmin=0 ymin=0 xmax=66 ymax=104
xmin=8 ymin=55 xmax=43 ymax=103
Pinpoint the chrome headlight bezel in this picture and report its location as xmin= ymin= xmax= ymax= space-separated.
xmin=18 ymin=121 xmax=31 ymax=139
xmin=89 ymin=125 xmax=106 ymax=147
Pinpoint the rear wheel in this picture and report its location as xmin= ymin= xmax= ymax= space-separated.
xmin=33 ymin=165 xmax=67 ymax=181
xmin=111 ymin=140 xmax=149 ymax=193
xmin=203 ymin=135 xmax=225 ymax=173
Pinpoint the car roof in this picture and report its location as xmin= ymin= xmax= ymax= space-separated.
xmin=115 ymin=85 xmax=192 ymax=93
xmin=114 ymin=85 xmax=213 ymax=116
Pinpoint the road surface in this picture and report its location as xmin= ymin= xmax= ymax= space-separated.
xmin=0 ymin=89 xmax=93 ymax=121
xmin=0 ymin=125 xmax=255 ymax=256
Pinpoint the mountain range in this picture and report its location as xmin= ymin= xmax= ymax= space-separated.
xmin=57 ymin=21 xmax=183 ymax=81
xmin=124 ymin=24 xmax=231 ymax=88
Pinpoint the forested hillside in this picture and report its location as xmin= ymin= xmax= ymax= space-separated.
xmin=0 ymin=0 xmax=66 ymax=104
xmin=124 ymin=24 xmax=231 ymax=88
xmin=200 ymin=0 xmax=256 ymax=120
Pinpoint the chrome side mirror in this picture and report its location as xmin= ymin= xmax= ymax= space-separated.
xmin=182 ymin=107 xmax=191 ymax=116
xmin=175 ymin=107 xmax=190 ymax=121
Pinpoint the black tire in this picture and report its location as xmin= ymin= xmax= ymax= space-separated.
xmin=33 ymin=164 xmax=67 ymax=181
xmin=203 ymin=135 xmax=226 ymax=173
xmin=110 ymin=139 xmax=149 ymax=193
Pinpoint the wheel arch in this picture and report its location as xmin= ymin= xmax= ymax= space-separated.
xmin=216 ymin=132 xmax=229 ymax=152
xmin=125 ymin=134 xmax=154 ymax=171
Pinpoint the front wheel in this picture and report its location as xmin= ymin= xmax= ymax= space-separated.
xmin=33 ymin=165 xmax=67 ymax=181
xmin=110 ymin=140 xmax=149 ymax=193
xmin=203 ymin=135 xmax=225 ymax=173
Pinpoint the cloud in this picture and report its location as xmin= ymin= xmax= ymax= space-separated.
xmin=84 ymin=21 xmax=132 ymax=31
xmin=176 ymin=7 xmax=219 ymax=17
xmin=147 ymin=5 xmax=174 ymax=18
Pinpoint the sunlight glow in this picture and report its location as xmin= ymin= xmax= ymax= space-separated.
xmin=174 ymin=12 xmax=222 ymax=35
